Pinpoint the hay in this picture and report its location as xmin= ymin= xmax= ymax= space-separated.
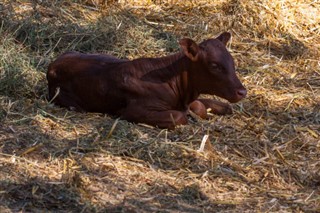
xmin=0 ymin=0 xmax=319 ymax=212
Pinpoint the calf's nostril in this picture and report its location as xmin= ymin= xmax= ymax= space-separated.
xmin=237 ymin=89 xmax=247 ymax=98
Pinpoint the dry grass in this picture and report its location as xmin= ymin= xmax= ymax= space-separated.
xmin=0 ymin=0 xmax=319 ymax=212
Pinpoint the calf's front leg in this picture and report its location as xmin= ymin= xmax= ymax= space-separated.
xmin=189 ymin=99 xmax=232 ymax=118
xmin=121 ymin=107 xmax=188 ymax=129
xmin=189 ymin=100 xmax=208 ymax=119
xmin=198 ymin=99 xmax=232 ymax=115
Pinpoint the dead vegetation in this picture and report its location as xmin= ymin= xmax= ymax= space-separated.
xmin=0 ymin=0 xmax=319 ymax=212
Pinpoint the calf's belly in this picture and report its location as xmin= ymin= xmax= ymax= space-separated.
xmin=51 ymin=82 xmax=125 ymax=115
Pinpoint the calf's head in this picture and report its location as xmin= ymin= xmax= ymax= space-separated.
xmin=179 ymin=32 xmax=247 ymax=103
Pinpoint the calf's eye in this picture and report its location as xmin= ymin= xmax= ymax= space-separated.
xmin=211 ymin=63 xmax=218 ymax=68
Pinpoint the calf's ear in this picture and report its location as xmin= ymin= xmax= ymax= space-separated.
xmin=179 ymin=38 xmax=199 ymax=62
xmin=216 ymin=32 xmax=231 ymax=45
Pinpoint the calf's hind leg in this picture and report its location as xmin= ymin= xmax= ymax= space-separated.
xmin=49 ymin=87 xmax=85 ymax=112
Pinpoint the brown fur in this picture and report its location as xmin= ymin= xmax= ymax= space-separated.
xmin=47 ymin=32 xmax=246 ymax=129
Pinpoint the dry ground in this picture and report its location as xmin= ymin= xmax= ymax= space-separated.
xmin=0 ymin=0 xmax=319 ymax=212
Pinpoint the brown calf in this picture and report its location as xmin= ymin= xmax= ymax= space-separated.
xmin=47 ymin=32 xmax=246 ymax=129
